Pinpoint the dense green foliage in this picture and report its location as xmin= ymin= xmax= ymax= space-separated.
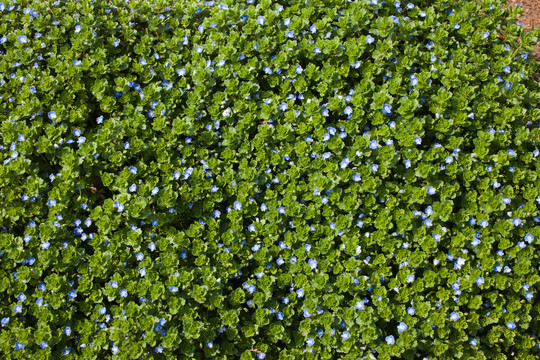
xmin=1 ymin=0 xmax=540 ymax=359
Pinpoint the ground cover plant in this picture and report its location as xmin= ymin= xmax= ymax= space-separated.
xmin=1 ymin=0 xmax=540 ymax=359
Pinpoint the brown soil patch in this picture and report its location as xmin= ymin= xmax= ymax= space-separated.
xmin=507 ymin=0 xmax=540 ymax=62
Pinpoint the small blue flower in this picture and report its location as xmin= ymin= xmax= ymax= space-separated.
xmin=296 ymin=288 xmax=304 ymax=297
xmin=295 ymin=65 xmax=303 ymax=74
xmin=450 ymin=312 xmax=460 ymax=321
xmin=512 ymin=217 xmax=522 ymax=226
xmin=382 ymin=104 xmax=392 ymax=115
xmin=385 ymin=335 xmax=395 ymax=344
xmin=342 ymin=331 xmax=351 ymax=340
xmin=120 ymin=289 xmax=128 ymax=297
xmin=371 ymin=164 xmax=378 ymax=172
xmin=18 ymin=35 xmax=28 ymax=43
xmin=366 ymin=35 xmax=375 ymax=44
xmin=0 ymin=316 xmax=9 ymax=328
xmin=68 ymin=290 xmax=77 ymax=299
xmin=129 ymin=167 xmax=137 ymax=175
xmin=278 ymin=206 xmax=286 ymax=214
xmin=525 ymin=292 xmax=533 ymax=300
xmin=48 ymin=111 xmax=57 ymax=119
xmin=14 ymin=305 xmax=22 ymax=313
xmin=507 ymin=321 xmax=516 ymax=329
xmin=15 ymin=342 xmax=25 ymax=350
xmin=314 ymin=47 xmax=321 ymax=53
xmin=276 ymin=311 xmax=284 ymax=320
xmin=427 ymin=186 xmax=436 ymax=195
xmin=504 ymin=81 xmax=513 ymax=90
xmin=476 ymin=277 xmax=484 ymax=285
xmin=64 ymin=326 xmax=72 ymax=335
xmin=233 ymin=201 xmax=242 ymax=210
xmin=17 ymin=293 xmax=26 ymax=302
xmin=257 ymin=16 xmax=265 ymax=25
xmin=113 ymin=39 xmax=120 ymax=47
xmin=73 ymin=59 xmax=81 ymax=66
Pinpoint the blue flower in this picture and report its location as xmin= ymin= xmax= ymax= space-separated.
xmin=73 ymin=59 xmax=81 ymax=66
xmin=129 ymin=184 xmax=137 ymax=193
xmin=296 ymin=288 xmax=304 ymax=297
xmin=18 ymin=35 xmax=28 ymax=43
xmin=427 ymin=186 xmax=436 ymax=195
xmin=314 ymin=47 xmax=321 ymax=53
xmin=68 ymin=290 xmax=77 ymax=299
xmin=14 ymin=305 xmax=22 ymax=313
xmin=355 ymin=301 xmax=365 ymax=310
xmin=206 ymin=341 xmax=213 ymax=348
xmin=524 ymin=233 xmax=534 ymax=243
xmin=113 ymin=39 xmax=120 ymax=47
xmin=450 ymin=312 xmax=460 ymax=321
xmin=507 ymin=321 xmax=516 ymax=329
xmin=366 ymin=35 xmax=375 ymax=44
xmin=407 ymin=307 xmax=415 ymax=315
xmin=233 ymin=201 xmax=242 ymax=210
xmin=48 ymin=111 xmax=57 ymax=119
xmin=248 ymin=224 xmax=256 ymax=232
xmin=295 ymin=65 xmax=303 ymax=74
xmin=64 ymin=326 xmax=72 ymax=335
xmin=151 ymin=187 xmax=159 ymax=195
xmin=17 ymin=292 xmax=26 ymax=302
xmin=382 ymin=104 xmax=392 ymax=115
xmin=385 ymin=335 xmax=395 ymax=344
xmin=525 ymin=292 xmax=533 ymax=300
xmin=482 ymin=31 xmax=489 ymax=39
xmin=306 ymin=337 xmax=314 ymax=346
xmin=15 ymin=342 xmax=25 ymax=350
xmin=342 ymin=331 xmax=351 ymax=340
xmin=110 ymin=281 xmax=118 ymax=289
xmin=278 ymin=206 xmax=286 ymax=214
xmin=504 ymin=81 xmax=513 ymax=90
xmin=120 ymin=289 xmax=128 ymax=297
xmin=276 ymin=312 xmax=284 ymax=320
xmin=512 ymin=217 xmax=522 ymax=226
xmin=129 ymin=167 xmax=137 ymax=175
xmin=371 ymin=164 xmax=378 ymax=172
